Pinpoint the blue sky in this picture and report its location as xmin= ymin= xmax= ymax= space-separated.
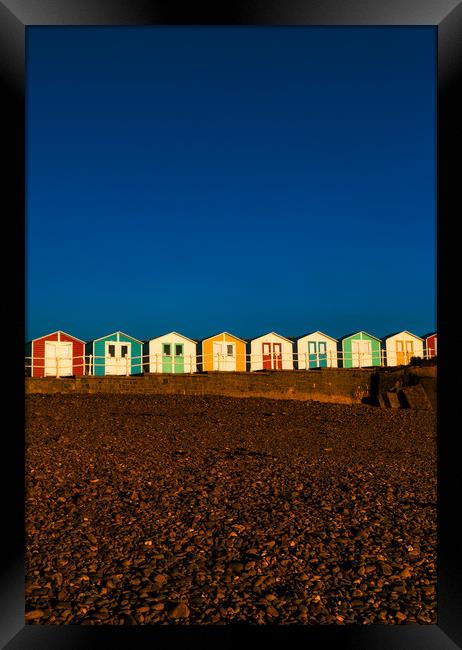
xmin=26 ymin=26 xmax=436 ymax=342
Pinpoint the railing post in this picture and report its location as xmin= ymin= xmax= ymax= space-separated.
xmin=56 ymin=356 xmax=60 ymax=378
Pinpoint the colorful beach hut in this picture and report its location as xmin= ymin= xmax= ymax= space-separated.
xmin=339 ymin=331 xmax=381 ymax=368
xmin=383 ymin=331 xmax=424 ymax=366
xmin=26 ymin=330 xmax=85 ymax=377
xmin=87 ymin=331 xmax=143 ymax=376
xmin=249 ymin=332 xmax=294 ymax=371
xmin=200 ymin=332 xmax=246 ymax=372
xmin=146 ymin=332 xmax=197 ymax=373
xmin=424 ymin=332 xmax=437 ymax=359
xmin=296 ymin=331 xmax=338 ymax=369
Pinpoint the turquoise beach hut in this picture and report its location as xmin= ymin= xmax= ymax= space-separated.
xmin=87 ymin=331 xmax=143 ymax=376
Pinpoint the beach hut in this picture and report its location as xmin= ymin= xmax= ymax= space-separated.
xmin=146 ymin=332 xmax=197 ymax=373
xmin=87 ymin=331 xmax=143 ymax=376
xmin=249 ymin=332 xmax=294 ymax=371
xmin=424 ymin=332 xmax=437 ymax=359
xmin=26 ymin=330 xmax=85 ymax=377
xmin=339 ymin=331 xmax=381 ymax=368
xmin=200 ymin=332 xmax=246 ymax=372
xmin=296 ymin=331 xmax=338 ymax=369
xmin=383 ymin=331 xmax=424 ymax=366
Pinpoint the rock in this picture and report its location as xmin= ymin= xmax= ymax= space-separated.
xmin=168 ymin=603 xmax=190 ymax=618
xmin=154 ymin=574 xmax=168 ymax=585
xmin=266 ymin=605 xmax=279 ymax=618
xmin=386 ymin=391 xmax=401 ymax=409
xmin=398 ymin=385 xmax=432 ymax=410
xmin=25 ymin=609 xmax=45 ymax=621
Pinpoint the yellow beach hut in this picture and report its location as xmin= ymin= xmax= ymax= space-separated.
xmin=200 ymin=332 xmax=247 ymax=372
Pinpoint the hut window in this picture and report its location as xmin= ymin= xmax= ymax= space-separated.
xmin=227 ymin=345 xmax=234 ymax=356
xmin=108 ymin=345 xmax=115 ymax=357
xmin=121 ymin=345 xmax=128 ymax=357
xmin=164 ymin=344 xmax=171 ymax=356
xmin=175 ymin=345 xmax=183 ymax=356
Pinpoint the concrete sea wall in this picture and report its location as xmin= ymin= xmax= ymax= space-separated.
xmin=25 ymin=364 xmax=437 ymax=408
xmin=25 ymin=369 xmax=373 ymax=404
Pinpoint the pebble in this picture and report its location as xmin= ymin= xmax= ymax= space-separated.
xmin=168 ymin=603 xmax=190 ymax=618
xmin=267 ymin=605 xmax=279 ymax=618
xmin=25 ymin=394 xmax=436 ymax=625
xmin=25 ymin=610 xmax=45 ymax=621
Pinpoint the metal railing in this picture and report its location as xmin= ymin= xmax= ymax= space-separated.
xmin=25 ymin=349 xmax=435 ymax=377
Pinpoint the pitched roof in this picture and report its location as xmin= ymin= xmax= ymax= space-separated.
xmin=296 ymin=330 xmax=338 ymax=342
xmin=90 ymin=330 xmax=143 ymax=344
xmin=30 ymin=330 xmax=86 ymax=344
xmin=250 ymin=331 xmax=294 ymax=344
xmin=200 ymin=331 xmax=247 ymax=344
xmin=339 ymin=330 xmax=381 ymax=342
xmin=382 ymin=330 xmax=423 ymax=341
xmin=146 ymin=331 xmax=197 ymax=344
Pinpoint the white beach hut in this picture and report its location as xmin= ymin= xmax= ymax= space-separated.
xmin=383 ymin=330 xmax=424 ymax=366
xmin=146 ymin=332 xmax=197 ymax=373
xmin=249 ymin=332 xmax=294 ymax=371
xmin=296 ymin=331 xmax=338 ymax=369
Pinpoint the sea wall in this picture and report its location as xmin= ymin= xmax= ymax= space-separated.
xmin=25 ymin=364 xmax=436 ymax=408
xmin=25 ymin=369 xmax=373 ymax=405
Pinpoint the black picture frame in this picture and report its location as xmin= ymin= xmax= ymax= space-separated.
xmin=2 ymin=0 xmax=461 ymax=648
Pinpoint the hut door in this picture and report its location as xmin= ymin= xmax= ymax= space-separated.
xmin=224 ymin=343 xmax=236 ymax=371
xmin=396 ymin=340 xmax=405 ymax=365
xmin=213 ymin=342 xmax=236 ymax=371
xmin=352 ymin=340 xmax=371 ymax=367
xmin=405 ymin=340 xmax=414 ymax=364
xmin=45 ymin=341 xmax=72 ymax=376
xmin=262 ymin=343 xmax=272 ymax=369
xmin=273 ymin=343 xmax=282 ymax=369
xmin=174 ymin=343 xmax=184 ymax=373
xmin=213 ymin=342 xmax=222 ymax=370
xmin=318 ymin=341 xmax=327 ymax=367
xmin=106 ymin=342 xmax=130 ymax=375
xmin=308 ymin=341 xmax=317 ymax=368
xmin=162 ymin=344 xmax=173 ymax=373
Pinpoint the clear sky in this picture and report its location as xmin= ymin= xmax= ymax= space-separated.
xmin=26 ymin=26 xmax=436 ymax=342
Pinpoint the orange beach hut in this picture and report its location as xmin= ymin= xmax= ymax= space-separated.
xmin=200 ymin=331 xmax=247 ymax=372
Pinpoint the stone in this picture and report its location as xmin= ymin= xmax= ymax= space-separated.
xmin=169 ymin=603 xmax=190 ymax=618
xmin=398 ymin=385 xmax=432 ymax=410
xmin=154 ymin=574 xmax=168 ymax=585
xmin=386 ymin=391 xmax=401 ymax=409
xmin=266 ymin=605 xmax=279 ymax=618
xmin=25 ymin=609 xmax=45 ymax=621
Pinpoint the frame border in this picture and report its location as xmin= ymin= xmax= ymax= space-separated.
xmin=1 ymin=0 xmax=460 ymax=647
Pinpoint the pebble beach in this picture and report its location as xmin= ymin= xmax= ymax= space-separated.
xmin=25 ymin=393 xmax=436 ymax=625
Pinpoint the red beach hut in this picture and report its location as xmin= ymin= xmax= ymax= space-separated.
xmin=26 ymin=330 xmax=86 ymax=377
xmin=424 ymin=332 xmax=437 ymax=359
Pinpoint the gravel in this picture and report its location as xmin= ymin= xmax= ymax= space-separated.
xmin=25 ymin=393 xmax=436 ymax=625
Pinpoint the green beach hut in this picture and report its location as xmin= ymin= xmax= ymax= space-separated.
xmin=339 ymin=331 xmax=382 ymax=368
